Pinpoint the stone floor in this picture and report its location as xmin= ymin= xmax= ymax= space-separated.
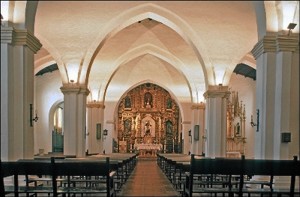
xmin=118 ymin=157 xmax=181 ymax=197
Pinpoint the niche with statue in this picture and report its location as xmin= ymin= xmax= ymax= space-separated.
xmin=226 ymin=90 xmax=246 ymax=158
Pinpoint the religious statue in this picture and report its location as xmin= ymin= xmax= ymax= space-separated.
xmin=235 ymin=122 xmax=240 ymax=136
xmin=144 ymin=92 xmax=153 ymax=108
xmin=125 ymin=96 xmax=131 ymax=108
xmin=144 ymin=121 xmax=151 ymax=136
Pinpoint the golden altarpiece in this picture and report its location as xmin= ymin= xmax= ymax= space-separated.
xmin=226 ymin=90 xmax=247 ymax=158
xmin=116 ymin=83 xmax=180 ymax=154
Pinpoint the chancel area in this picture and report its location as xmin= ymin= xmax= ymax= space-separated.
xmin=1 ymin=1 xmax=299 ymax=196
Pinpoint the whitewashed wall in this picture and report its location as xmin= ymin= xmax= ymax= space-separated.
xmin=34 ymin=70 xmax=63 ymax=155
xmin=228 ymin=73 xmax=256 ymax=158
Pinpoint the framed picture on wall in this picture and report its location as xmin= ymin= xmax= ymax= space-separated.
xmin=96 ymin=123 xmax=101 ymax=139
xmin=194 ymin=125 xmax=199 ymax=141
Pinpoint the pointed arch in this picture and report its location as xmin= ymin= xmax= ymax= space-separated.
xmin=82 ymin=3 xmax=211 ymax=87
xmin=99 ymin=44 xmax=196 ymax=104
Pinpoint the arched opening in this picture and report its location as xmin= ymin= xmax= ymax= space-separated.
xmin=52 ymin=102 xmax=64 ymax=153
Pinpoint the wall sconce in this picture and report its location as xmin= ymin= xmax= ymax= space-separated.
xmin=30 ymin=104 xmax=39 ymax=127
xmin=103 ymin=129 xmax=108 ymax=140
xmin=250 ymin=109 xmax=259 ymax=132
xmin=287 ymin=23 xmax=297 ymax=36
xmin=103 ymin=129 xmax=108 ymax=136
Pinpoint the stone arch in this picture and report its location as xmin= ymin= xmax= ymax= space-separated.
xmin=34 ymin=35 xmax=67 ymax=83
xmin=3 ymin=1 xmax=37 ymax=30
xmin=99 ymin=44 xmax=195 ymax=104
xmin=48 ymin=100 xmax=64 ymax=153
xmin=253 ymin=1 xmax=299 ymax=40
xmin=83 ymin=3 xmax=210 ymax=87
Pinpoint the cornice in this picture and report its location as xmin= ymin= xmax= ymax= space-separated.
xmin=191 ymin=102 xmax=206 ymax=110
xmin=251 ymin=35 xmax=277 ymax=60
xmin=203 ymin=85 xmax=230 ymax=99
xmin=1 ymin=27 xmax=42 ymax=53
xmin=276 ymin=35 xmax=299 ymax=52
xmin=86 ymin=102 xmax=105 ymax=109
xmin=251 ymin=34 xmax=299 ymax=59
xmin=60 ymin=84 xmax=90 ymax=95
xmin=181 ymin=121 xmax=191 ymax=125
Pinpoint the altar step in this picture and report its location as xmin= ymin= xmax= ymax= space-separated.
xmin=118 ymin=157 xmax=180 ymax=196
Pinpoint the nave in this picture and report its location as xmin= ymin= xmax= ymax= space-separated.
xmin=2 ymin=152 xmax=299 ymax=197
xmin=118 ymin=157 xmax=180 ymax=196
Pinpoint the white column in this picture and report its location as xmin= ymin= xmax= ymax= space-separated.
xmin=1 ymin=27 xmax=42 ymax=160
xmin=86 ymin=102 xmax=105 ymax=154
xmin=273 ymin=35 xmax=299 ymax=159
xmin=204 ymin=85 xmax=230 ymax=157
xmin=251 ymin=34 xmax=299 ymax=159
xmin=61 ymin=85 xmax=89 ymax=157
xmin=103 ymin=120 xmax=115 ymax=154
xmin=191 ymin=103 xmax=205 ymax=155
xmin=181 ymin=121 xmax=191 ymax=154
xmin=251 ymin=35 xmax=277 ymax=159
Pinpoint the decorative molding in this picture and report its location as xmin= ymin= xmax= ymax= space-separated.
xmin=276 ymin=35 xmax=299 ymax=52
xmin=181 ymin=121 xmax=191 ymax=125
xmin=60 ymin=84 xmax=90 ymax=95
xmin=191 ymin=102 xmax=206 ymax=110
xmin=203 ymin=85 xmax=230 ymax=99
xmin=251 ymin=35 xmax=277 ymax=60
xmin=1 ymin=27 xmax=42 ymax=53
xmin=1 ymin=26 xmax=14 ymax=43
xmin=251 ymin=34 xmax=299 ymax=59
xmin=86 ymin=102 xmax=105 ymax=108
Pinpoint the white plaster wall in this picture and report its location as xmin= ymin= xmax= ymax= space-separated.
xmin=34 ymin=70 xmax=63 ymax=155
xmin=229 ymin=73 xmax=256 ymax=158
xmin=102 ymin=101 xmax=118 ymax=154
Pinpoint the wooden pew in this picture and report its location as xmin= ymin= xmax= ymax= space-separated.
xmin=184 ymin=155 xmax=244 ymax=197
xmin=54 ymin=157 xmax=115 ymax=197
xmin=242 ymin=156 xmax=300 ymax=196
xmin=1 ymin=157 xmax=116 ymax=197
xmin=1 ymin=161 xmax=18 ymax=196
xmin=184 ymin=155 xmax=300 ymax=197
xmin=6 ymin=159 xmax=55 ymax=196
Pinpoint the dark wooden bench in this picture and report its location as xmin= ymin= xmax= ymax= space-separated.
xmin=242 ymin=156 xmax=300 ymax=196
xmin=184 ymin=155 xmax=244 ymax=197
xmin=1 ymin=157 xmax=116 ymax=197
xmin=0 ymin=159 xmax=55 ymax=197
xmin=1 ymin=161 xmax=18 ymax=196
xmin=184 ymin=155 xmax=300 ymax=197
xmin=54 ymin=157 xmax=115 ymax=197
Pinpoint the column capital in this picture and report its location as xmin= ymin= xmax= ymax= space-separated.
xmin=251 ymin=34 xmax=277 ymax=60
xmin=204 ymin=85 xmax=230 ymax=99
xmin=276 ymin=35 xmax=299 ymax=52
xmin=1 ymin=27 xmax=42 ymax=53
xmin=86 ymin=101 xmax=105 ymax=109
xmin=251 ymin=34 xmax=299 ymax=59
xmin=191 ymin=102 xmax=206 ymax=110
xmin=60 ymin=84 xmax=90 ymax=95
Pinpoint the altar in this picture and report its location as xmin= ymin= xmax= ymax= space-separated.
xmin=135 ymin=143 xmax=162 ymax=157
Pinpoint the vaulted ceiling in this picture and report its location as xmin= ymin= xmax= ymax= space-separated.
xmin=34 ymin=1 xmax=259 ymax=103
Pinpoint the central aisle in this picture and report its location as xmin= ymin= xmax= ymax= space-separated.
xmin=118 ymin=157 xmax=181 ymax=196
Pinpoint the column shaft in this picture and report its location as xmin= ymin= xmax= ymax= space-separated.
xmin=204 ymin=85 xmax=229 ymax=157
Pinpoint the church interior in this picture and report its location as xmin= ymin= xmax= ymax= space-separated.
xmin=1 ymin=1 xmax=299 ymax=196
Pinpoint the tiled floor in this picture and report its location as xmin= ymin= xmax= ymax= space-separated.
xmin=118 ymin=157 xmax=181 ymax=197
